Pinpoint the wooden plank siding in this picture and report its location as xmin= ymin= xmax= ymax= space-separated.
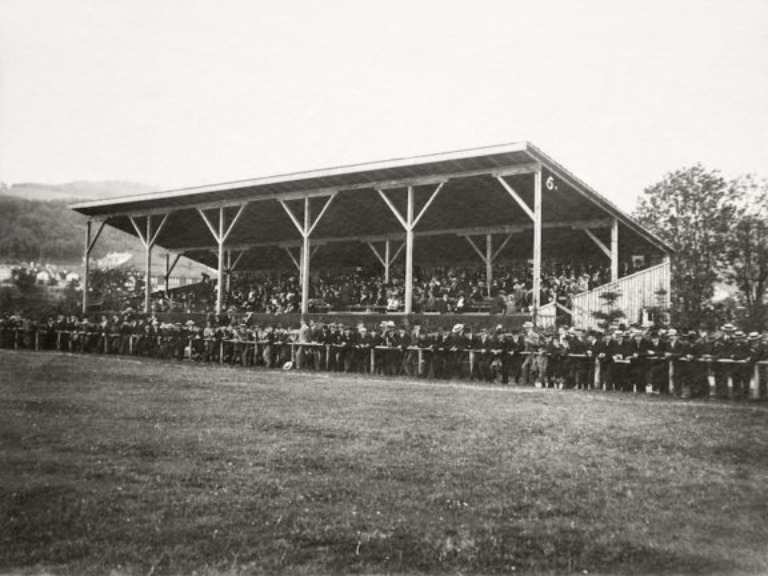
xmin=571 ymin=260 xmax=671 ymax=330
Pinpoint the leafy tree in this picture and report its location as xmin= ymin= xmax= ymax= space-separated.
xmin=724 ymin=175 xmax=768 ymax=330
xmin=591 ymin=290 xmax=625 ymax=331
xmin=634 ymin=164 xmax=736 ymax=328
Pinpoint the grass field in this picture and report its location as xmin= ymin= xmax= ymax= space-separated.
xmin=1 ymin=350 xmax=767 ymax=575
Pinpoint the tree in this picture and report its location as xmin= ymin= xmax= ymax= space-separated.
xmin=724 ymin=175 xmax=768 ymax=330
xmin=591 ymin=290 xmax=625 ymax=331
xmin=634 ymin=164 xmax=736 ymax=328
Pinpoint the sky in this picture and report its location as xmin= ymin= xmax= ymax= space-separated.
xmin=1 ymin=0 xmax=767 ymax=212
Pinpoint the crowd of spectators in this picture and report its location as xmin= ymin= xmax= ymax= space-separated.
xmin=2 ymin=311 xmax=766 ymax=399
xmin=156 ymin=256 xmax=652 ymax=316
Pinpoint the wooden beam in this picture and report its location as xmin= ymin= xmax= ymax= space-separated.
xmin=129 ymin=216 xmax=149 ymax=247
xmin=222 ymin=204 xmax=246 ymax=243
xmin=611 ymin=218 xmax=619 ymax=282
xmin=307 ymin=193 xmax=337 ymax=237
xmin=491 ymin=231 xmax=515 ymax=262
xmin=170 ymin=219 xmax=613 ymax=253
xmin=583 ymin=228 xmax=611 ymax=259
xmin=411 ymin=182 xmax=445 ymax=228
xmin=404 ymin=186 xmax=414 ymax=314
xmin=82 ymin=222 xmax=91 ymax=314
xmin=495 ymin=176 xmax=535 ymax=221
xmin=463 ymin=235 xmax=488 ymax=263
xmin=555 ymin=302 xmax=573 ymax=315
xmin=149 ymin=213 xmax=169 ymax=247
xmin=389 ymin=241 xmax=405 ymax=264
xmin=486 ymin=233 xmax=493 ymax=297
xmin=279 ymin=200 xmax=305 ymax=236
xmin=376 ymin=189 xmax=408 ymax=230
xmin=367 ymin=242 xmax=386 ymax=267
xmin=229 ymin=249 xmax=246 ymax=272
xmin=491 ymin=163 xmax=542 ymax=178
xmin=145 ymin=216 xmax=153 ymax=313
xmin=301 ymin=197 xmax=311 ymax=314
xmin=87 ymin=220 xmax=107 ymax=254
xmin=197 ymin=208 xmax=220 ymax=242
xmin=284 ymin=247 xmax=300 ymax=271
xmin=532 ymin=170 xmax=542 ymax=319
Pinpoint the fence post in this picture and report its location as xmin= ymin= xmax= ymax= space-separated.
xmin=668 ymin=359 xmax=675 ymax=396
xmin=34 ymin=331 xmax=40 ymax=351
xmin=708 ymin=360 xmax=716 ymax=398
xmin=750 ymin=363 xmax=760 ymax=400
xmin=14 ymin=329 xmax=19 ymax=350
xmin=418 ymin=348 xmax=424 ymax=377
xmin=370 ymin=348 xmax=375 ymax=374
xmin=469 ymin=350 xmax=475 ymax=380
xmin=57 ymin=331 xmax=62 ymax=351
xmin=727 ymin=374 xmax=734 ymax=399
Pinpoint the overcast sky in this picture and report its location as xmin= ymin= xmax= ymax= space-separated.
xmin=1 ymin=0 xmax=767 ymax=211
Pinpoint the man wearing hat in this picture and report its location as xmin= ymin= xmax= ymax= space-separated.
xmin=731 ymin=330 xmax=753 ymax=398
xmin=566 ymin=327 xmax=591 ymax=389
xmin=519 ymin=321 xmax=540 ymax=386
xmin=712 ymin=323 xmax=738 ymax=397
xmin=427 ymin=326 xmax=449 ymax=380
xmin=446 ymin=324 xmax=468 ymax=380
xmin=658 ymin=329 xmax=688 ymax=396
xmin=686 ymin=326 xmax=713 ymax=396
xmin=606 ymin=329 xmax=631 ymax=391
xmin=472 ymin=327 xmax=494 ymax=382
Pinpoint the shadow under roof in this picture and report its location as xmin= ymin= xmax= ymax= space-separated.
xmin=71 ymin=142 xmax=672 ymax=270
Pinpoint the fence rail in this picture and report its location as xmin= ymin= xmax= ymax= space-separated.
xmin=3 ymin=328 xmax=766 ymax=400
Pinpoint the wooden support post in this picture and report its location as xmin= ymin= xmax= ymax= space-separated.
xmin=708 ymin=361 xmax=716 ymax=398
xmin=611 ymin=218 xmax=619 ymax=282
xmin=486 ymin=233 xmax=493 ymax=297
xmin=82 ymin=222 xmax=91 ymax=314
xmin=405 ymin=187 xmax=414 ymax=314
xmin=226 ymin=250 xmax=232 ymax=295
xmin=376 ymin=182 xmax=443 ymax=314
xmin=532 ymin=170 xmax=542 ymax=320
xmin=301 ymin=197 xmax=311 ymax=314
xmin=214 ymin=208 xmax=224 ymax=314
xmin=145 ymin=217 xmax=152 ymax=314
xmin=165 ymin=252 xmax=182 ymax=291
xmin=385 ymin=239 xmax=391 ymax=284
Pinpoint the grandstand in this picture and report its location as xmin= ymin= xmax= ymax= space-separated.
xmin=71 ymin=142 xmax=672 ymax=329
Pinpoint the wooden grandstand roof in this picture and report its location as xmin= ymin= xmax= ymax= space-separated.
xmin=71 ymin=142 xmax=671 ymax=272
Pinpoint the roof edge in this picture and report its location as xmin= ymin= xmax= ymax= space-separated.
xmin=69 ymin=141 xmax=530 ymax=211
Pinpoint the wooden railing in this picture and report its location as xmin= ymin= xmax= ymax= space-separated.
xmin=3 ymin=328 xmax=766 ymax=400
xmin=571 ymin=261 xmax=671 ymax=329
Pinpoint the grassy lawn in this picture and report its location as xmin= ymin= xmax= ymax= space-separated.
xmin=1 ymin=350 xmax=767 ymax=575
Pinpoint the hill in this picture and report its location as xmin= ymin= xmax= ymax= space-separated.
xmin=0 ymin=180 xmax=154 ymax=202
xmin=0 ymin=186 xmax=211 ymax=279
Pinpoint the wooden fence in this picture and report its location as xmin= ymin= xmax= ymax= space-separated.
xmin=571 ymin=261 xmax=671 ymax=330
